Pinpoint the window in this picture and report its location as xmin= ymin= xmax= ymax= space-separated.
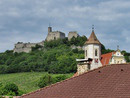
xmin=117 ymin=61 xmax=119 ymax=64
xmin=95 ymin=49 xmax=98 ymax=56
xmin=86 ymin=50 xmax=87 ymax=56
xmin=114 ymin=60 xmax=116 ymax=63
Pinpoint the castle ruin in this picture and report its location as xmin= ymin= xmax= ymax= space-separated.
xmin=68 ymin=31 xmax=79 ymax=40
xmin=13 ymin=26 xmax=80 ymax=53
xmin=13 ymin=41 xmax=44 ymax=53
xmin=46 ymin=27 xmax=65 ymax=41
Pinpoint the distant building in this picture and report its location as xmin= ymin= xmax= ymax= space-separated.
xmin=13 ymin=41 xmax=44 ymax=53
xmin=46 ymin=26 xmax=65 ymax=41
xmin=68 ymin=31 xmax=79 ymax=40
xmin=101 ymin=49 xmax=126 ymax=66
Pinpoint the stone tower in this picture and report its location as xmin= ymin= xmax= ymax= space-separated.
xmin=46 ymin=26 xmax=65 ymax=41
xmin=48 ymin=26 xmax=52 ymax=33
xmin=84 ymin=26 xmax=102 ymax=70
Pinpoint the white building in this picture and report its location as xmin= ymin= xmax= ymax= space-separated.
xmin=76 ymin=27 xmax=102 ymax=75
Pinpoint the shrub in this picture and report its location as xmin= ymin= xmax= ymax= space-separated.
xmin=4 ymin=83 xmax=18 ymax=95
xmin=54 ymin=75 xmax=67 ymax=83
xmin=38 ymin=74 xmax=53 ymax=88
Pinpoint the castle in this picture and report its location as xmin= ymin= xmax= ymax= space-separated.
xmin=46 ymin=26 xmax=65 ymax=41
xmin=13 ymin=26 xmax=79 ymax=53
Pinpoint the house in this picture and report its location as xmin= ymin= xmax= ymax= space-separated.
xmin=101 ymin=49 xmax=126 ymax=66
xmin=20 ymin=64 xmax=130 ymax=98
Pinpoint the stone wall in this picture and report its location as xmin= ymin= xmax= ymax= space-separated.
xmin=77 ymin=63 xmax=89 ymax=75
xmin=46 ymin=31 xmax=65 ymax=41
xmin=13 ymin=41 xmax=44 ymax=53
xmin=68 ymin=31 xmax=79 ymax=41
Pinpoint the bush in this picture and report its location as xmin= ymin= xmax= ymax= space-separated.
xmin=38 ymin=74 xmax=69 ymax=88
xmin=38 ymin=74 xmax=53 ymax=88
xmin=4 ymin=83 xmax=18 ymax=95
xmin=54 ymin=75 xmax=67 ymax=83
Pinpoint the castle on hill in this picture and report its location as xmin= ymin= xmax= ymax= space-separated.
xmin=13 ymin=26 xmax=79 ymax=53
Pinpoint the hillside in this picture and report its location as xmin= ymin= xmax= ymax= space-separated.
xmin=0 ymin=36 xmax=129 ymax=74
xmin=0 ymin=72 xmax=73 ymax=93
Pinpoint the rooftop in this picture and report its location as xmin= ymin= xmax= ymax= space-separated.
xmin=21 ymin=64 xmax=130 ymax=98
xmin=85 ymin=30 xmax=101 ymax=45
xmin=101 ymin=52 xmax=116 ymax=66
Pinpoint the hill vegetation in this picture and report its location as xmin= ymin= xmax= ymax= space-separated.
xmin=0 ymin=36 xmax=129 ymax=74
xmin=0 ymin=72 xmax=73 ymax=95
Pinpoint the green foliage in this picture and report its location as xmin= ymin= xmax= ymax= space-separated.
xmin=44 ymin=36 xmax=87 ymax=48
xmin=4 ymin=83 xmax=18 ymax=94
xmin=38 ymin=74 xmax=53 ymax=88
xmin=0 ymin=72 xmax=73 ymax=94
xmin=122 ymin=50 xmax=130 ymax=62
xmin=0 ymin=82 xmax=23 ymax=96
xmin=54 ymin=75 xmax=67 ymax=82
xmin=38 ymin=74 xmax=69 ymax=88
xmin=0 ymin=41 xmax=84 ymax=74
xmin=70 ymin=36 xmax=87 ymax=46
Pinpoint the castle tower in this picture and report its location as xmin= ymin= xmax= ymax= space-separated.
xmin=48 ymin=26 xmax=52 ymax=33
xmin=84 ymin=26 xmax=102 ymax=70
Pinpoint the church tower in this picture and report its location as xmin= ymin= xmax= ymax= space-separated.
xmin=84 ymin=26 xmax=102 ymax=70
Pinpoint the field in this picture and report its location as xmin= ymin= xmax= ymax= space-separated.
xmin=0 ymin=72 xmax=73 ymax=93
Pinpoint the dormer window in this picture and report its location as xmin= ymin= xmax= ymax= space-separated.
xmin=95 ymin=49 xmax=98 ymax=56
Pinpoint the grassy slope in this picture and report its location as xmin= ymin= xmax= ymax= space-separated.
xmin=0 ymin=72 xmax=73 ymax=93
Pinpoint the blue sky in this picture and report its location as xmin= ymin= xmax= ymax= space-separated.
xmin=0 ymin=0 xmax=130 ymax=52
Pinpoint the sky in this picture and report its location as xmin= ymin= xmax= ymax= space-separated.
xmin=0 ymin=0 xmax=130 ymax=52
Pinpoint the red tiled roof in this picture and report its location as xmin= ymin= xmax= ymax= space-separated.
xmin=21 ymin=64 xmax=130 ymax=98
xmin=101 ymin=52 xmax=116 ymax=66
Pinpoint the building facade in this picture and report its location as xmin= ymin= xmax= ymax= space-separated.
xmin=101 ymin=49 xmax=126 ymax=66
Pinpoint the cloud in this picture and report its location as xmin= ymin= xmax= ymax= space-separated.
xmin=0 ymin=0 xmax=129 ymax=52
